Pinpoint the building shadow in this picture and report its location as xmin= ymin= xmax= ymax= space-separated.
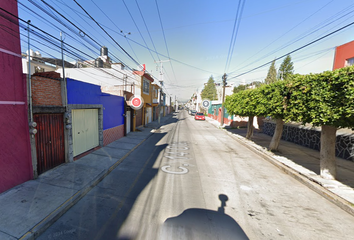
xmin=160 ymin=194 xmax=248 ymax=240
xmin=37 ymin=114 xmax=181 ymax=240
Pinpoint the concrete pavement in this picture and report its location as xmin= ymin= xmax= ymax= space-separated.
xmin=205 ymin=117 xmax=354 ymax=217
xmin=0 ymin=114 xmax=173 ymax=240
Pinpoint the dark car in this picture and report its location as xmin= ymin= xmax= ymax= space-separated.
xmin=194 ymin=112 xmax=205 ymax=120
xmin=191 ymin=110 xmax=197 ymax=116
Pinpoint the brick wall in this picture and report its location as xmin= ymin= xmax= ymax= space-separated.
xmin=103 ymin=124 xmax=125 ymax=146
xmin=31 ymin=75 xmax=62 ymax=106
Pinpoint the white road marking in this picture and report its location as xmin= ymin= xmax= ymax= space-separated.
xmin=161 ymin=165 xmax=189 ymax=174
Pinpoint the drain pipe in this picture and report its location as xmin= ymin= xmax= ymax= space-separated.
xmin=27 ymin=20 xmax=32 ymax=123
xmin=27 ymin=20 xmax=37 ymax=135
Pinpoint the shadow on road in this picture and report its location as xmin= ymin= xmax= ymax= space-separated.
xmin=160 ymin=194 xmax=249 ymax=240
xmin=37 ymin=115 xmax=181 ymax=240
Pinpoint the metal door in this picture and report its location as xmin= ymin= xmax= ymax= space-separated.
xmin=34 ymin=113 xmax=65 ymax=175
xmin=126 ymin=111 xmax=131 ymax=134
xmin=146 ymin=107 xmax=152 ymax=124
xmin=135 ymin=108 xmax=142 ymax=128
xmin=72 ymin=109 xmax=99 ymax=157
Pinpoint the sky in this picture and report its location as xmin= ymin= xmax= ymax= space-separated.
xmin=16 ymin=0 xmax=354 ymax=102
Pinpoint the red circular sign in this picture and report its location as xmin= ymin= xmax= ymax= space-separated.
xmin=132 ymin=97 xmax=141 ymax=107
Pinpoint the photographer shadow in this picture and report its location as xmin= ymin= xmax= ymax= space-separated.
xmin=161 ymin=194 xmax=248 ymax=240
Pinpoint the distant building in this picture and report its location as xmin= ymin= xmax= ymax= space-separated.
xmin=333 ymin=40 xmax=354 ymax=70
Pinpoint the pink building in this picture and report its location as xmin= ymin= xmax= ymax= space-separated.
xmin=0 ymin=1 xmax=32 ymax=193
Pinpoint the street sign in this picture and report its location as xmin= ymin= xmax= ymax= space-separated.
xmin=202 ymin=100 xmax=210 ymax=109
xmin=129 ymin=95 xmax=144 ymax=110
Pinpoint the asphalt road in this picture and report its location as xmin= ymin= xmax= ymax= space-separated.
xmin=38 ymin=110 xmax=354 ymax=240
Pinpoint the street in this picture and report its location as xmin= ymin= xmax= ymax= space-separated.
xmin=38 ymin=110 xmax=354 ymax=240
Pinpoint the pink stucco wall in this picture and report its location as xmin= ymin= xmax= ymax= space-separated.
xmin=0 ymin=0 xmax=33 ymax=193
xmin=333 ymin=40 xmax=354 ymax=70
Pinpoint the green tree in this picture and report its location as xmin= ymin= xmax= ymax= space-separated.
xmin=224 ymin=89 xmax=265 ymax=139
xmin=278 ymin=55 xmax=294 ymax=80
xmin=258 ymin=80 xmax=290 ymax=151
xmin=286 ymin=67 xmax=354 ymax=180
xmin=201 ymin=76 xmax=217 ymax=100
xmin=233 ymin=84 xmax=246 ymax=94
xmin=264 ymin=60 xmax=277 ymax=84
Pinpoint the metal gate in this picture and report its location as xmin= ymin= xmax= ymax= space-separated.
xmin=34 ymin=113 xmax=65 ymax=175
xmin=135 ymin=108 xmax=143 ymax=128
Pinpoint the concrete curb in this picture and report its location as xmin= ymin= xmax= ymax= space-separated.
xmin=19 ymin=135 xmax=152 ymax=240
xmin=205 ymin=117 xmax=354 ymax=218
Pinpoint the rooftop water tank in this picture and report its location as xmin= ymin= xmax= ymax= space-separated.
xmin=100 ymin=46 xmax=108 ymax=56
xmin=95 ymin=58 xmax=103 ymax=68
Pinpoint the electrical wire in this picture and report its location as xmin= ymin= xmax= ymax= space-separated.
xmin=224 ymin=0 xmax=245 ymax=73
xmin=16 ymin=1 xmax=141 ymax=82
xmin=121 ymin=0 xmax=156 ymax=63
xmin=228 ymin=1 xmax=354 ymax=76
xmin=135 ymin=0 xmax=160 ymax=62
xmin=154 ymin=0 xmax=177 ymax=83
xmin=228 ymin=19 xmax=354 ymax=80
xmin=228 ymin=0 xmax=334 ymax=75
xmin=73 ymin=0 xmax=140 ymax=67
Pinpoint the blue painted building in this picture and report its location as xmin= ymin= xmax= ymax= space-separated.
xmin=66 ymin=78 xmax=125 ymax=157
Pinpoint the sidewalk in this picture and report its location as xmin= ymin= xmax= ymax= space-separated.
xmin=0 ymin=114 xmax=173 ymax=240
xmin=206 ymin=117 xmax=354 ymax=217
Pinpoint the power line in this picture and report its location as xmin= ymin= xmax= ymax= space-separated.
xmin=135 ymin=0 xmax=160 ymax=62
xmin=228 ymin=1 xmax=354 ymax=76
xmin=31 ymin=0 xmax=215 ymax=75
xmin=73 ymin=0 xmax=141 ymax=67
xmin=224 ymin=0 xmax=245 ymax=73
xmin=228 ymin=0 xmax=334 ymax=75
xmin=228 ymin=19 xmax=354 ymax=80
xmin=122 ymin=0 xmax=156 ymax=63
xmin=154 ymin=0 xmax=177 ymax=83
xmin=35 ymin=0 xmax=132 ymax=68
xmin=1 ymin=12 xmax=138 ymax=85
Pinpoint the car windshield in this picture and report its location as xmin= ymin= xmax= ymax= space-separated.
xmin=196 ymin=113 xmax=204 ymax=116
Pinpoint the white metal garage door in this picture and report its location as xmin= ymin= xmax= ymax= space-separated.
xmin=72 ymin=109 xmax=99 ymax=157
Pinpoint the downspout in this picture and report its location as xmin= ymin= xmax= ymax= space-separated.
xmin=27 ymin=20 xmax=33 ymax=123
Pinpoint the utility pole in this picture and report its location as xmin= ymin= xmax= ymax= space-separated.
xmin=60 ymin=32 xmax=67 ymax=108
xmin=220 ymin=73 xmax=227 ymax=127
xmin=155 ymin=60 xmax=170 ymax=125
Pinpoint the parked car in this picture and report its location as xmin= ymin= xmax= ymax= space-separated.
xmin=194 ymin=112 xmax=205 ymax=120
xmin=191 ymin=110 xmax=197 ymax=116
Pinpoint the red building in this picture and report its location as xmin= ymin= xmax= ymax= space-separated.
xmin=0 ymin=1 xmax=33 ymax=193
xmin=333 ymin=40 xmax=354 ymax=70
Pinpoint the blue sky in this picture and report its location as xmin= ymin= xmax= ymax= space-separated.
xmin=18 ymin=0 xmax=354 ymax=101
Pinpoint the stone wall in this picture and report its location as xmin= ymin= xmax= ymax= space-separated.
xmin=263 ymin=121 xmax=354 ymax=161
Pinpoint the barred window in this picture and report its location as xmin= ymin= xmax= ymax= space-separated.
xmin=143 ymin=79 xmax=150 ymax=95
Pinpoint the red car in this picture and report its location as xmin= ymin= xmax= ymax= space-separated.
xmin=194 ymin=112 xmax=205 ymax=120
